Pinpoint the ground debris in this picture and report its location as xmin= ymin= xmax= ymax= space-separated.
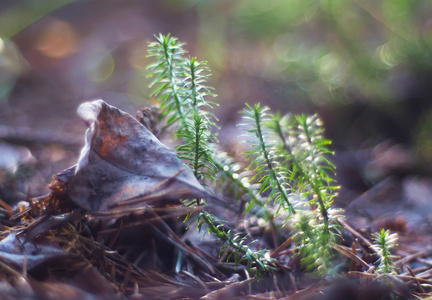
xmin=0 ymin=101 xmax=430 ymax=299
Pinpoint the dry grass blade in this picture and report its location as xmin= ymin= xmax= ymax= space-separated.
xmin=332 ymin=244 xmax=371 ymax=270
xmin=270 ymin=237 xmax=293 ymax=258
xmin=349 ymin=271 xmax=432 ymax=284
xmin=337 ymin=218 xmax=377 ymax=254
xmin=200 ymin=278 xmax=255 ymax=299
xmin=407 ymin=265 xmax=425 ymax=293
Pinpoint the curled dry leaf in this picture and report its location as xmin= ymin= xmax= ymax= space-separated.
xmin=0 ymin=231 xmax=70 ymax=271
xmin=67 ymin=99 xmax=211 ymax=212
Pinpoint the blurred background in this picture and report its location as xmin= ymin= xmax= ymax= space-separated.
xmin=0 ymin=0 xmax=432 ymax=209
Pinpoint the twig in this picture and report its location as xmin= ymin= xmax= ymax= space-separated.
xmin=146 ymin=209 xmax=216 ymax=275
xmin=349 ymin=242 xmax=357 ymax=271
xmin=394 ymin=250 xmax=427 ymax=267
xmin=270 ymin=236 xmax=293 ymax=258
xmin=399 ymin=265 xmax=429 ymax=277
xmin=0 ymin=125 xmax=81 ymax=148
xmin=349 ymin=271 xmax=432 ymax=284
xmin=337 ymin=218 xmax=377 ymax=254
xmin=107 ymin=219 xmax=123 ymax=249
xmin=332 ymin=244 xmax=370 ymax=270
xmin=120 ymin=264 xmax=132 ymax=292
xmin=411 ymin=268 xmax=432 ymax=280
xmin=406 ymin=265 xmax=425 ymax=293
xmin=0 ymin=198 xmax=13 ymax=215
xmin=180 ymin=270 xmax=209 ymax=291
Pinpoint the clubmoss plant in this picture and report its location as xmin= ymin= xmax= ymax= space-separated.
xmin=147 ymin=34 xmax=273 ymax=273
xmin=146 ymin=33 xmax=341 ymax=275
xmin=271 ymin=112 xmax=341 ymax=272
xmin=148 ymin=34 xmax=217 ymax=184
xmin=241 ymin=103 xmax=295 ymax=215
xmin=175 ymin=59 xmax=217 ymax=184
xmin=147 ymin=34 xmax=187 ymax=128
xmin=241 ymin=106 xmax=340 ymax=273
xmin=372 ymin=228 xmax=399 ymax=274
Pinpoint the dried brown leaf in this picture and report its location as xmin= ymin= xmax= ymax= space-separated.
xmin=68 ymin=100 xmax=211 ymax=212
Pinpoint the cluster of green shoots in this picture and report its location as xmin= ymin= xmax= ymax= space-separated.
xmin=372 ymin=229 xmax=399 ymax=275
xmin=146 ymin=34 xmax=398 ymax=276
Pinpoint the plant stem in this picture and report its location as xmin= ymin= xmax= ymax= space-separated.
xmin=200 ymin=211 xmax=268 ymax=273
xmin=252 ymin=106 xmax=294 ymax=214
xmin=273 ymin=119 xmax=329 ymax=230
xmin=162 ymin=39 xmax=188 ymax=130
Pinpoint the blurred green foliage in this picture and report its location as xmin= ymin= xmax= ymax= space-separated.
xmin=194 ymin=0 xmax=432 ymax=105
xmin=0 ymin=0 xmax=431 ymax=155
xmin=0 ymin=0 xmax=76 ymax=102
xmin=178 ymin=0 xmax=432 ymax=157
xmin=0 ymin=0 xmax=76 ymax=40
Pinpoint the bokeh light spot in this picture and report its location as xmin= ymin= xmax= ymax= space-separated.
xmin=129 ymin=42 xmax=149 ymax=70
xmin=377 ymin=41 xmax=401 ymax=69
xmin=317 ymin=53 xmax=346 ymax=87
xmin=0 ymin=38 xmax=28 ymax=99
xmin=35 ymin=19 xmax=78 ymax=58
xmin=85 ymin=50 xmax=115 ymax=82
